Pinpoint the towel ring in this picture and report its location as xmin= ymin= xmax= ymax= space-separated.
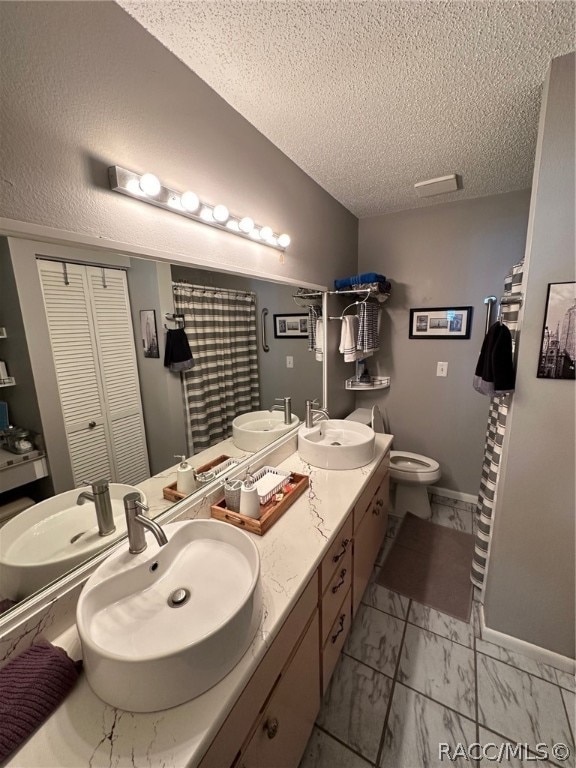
xmin=164 ymin=313 xmax=185 ymax=330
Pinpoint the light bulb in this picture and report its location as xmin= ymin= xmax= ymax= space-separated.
xmin=213 ymin=204 xmax=229 ymax=223
xmin=249 ymin=228 xmax=261 ymax=239
xmin=239 ymin=216 xmax=254 ymax=233
xmin=268 ymin=236 xmax=278 ymax=247
xmin=181 ymin=191 xmax=200 ymax=212
xmin=200 ymin=206 xmax=214 ymax=222
xmin=278 ymin=233 xmax=291 ymax=248
xmin=226 ymin=219 xmax=240 ymax=231
xmin=126 ymin=178 xmax=143 ymax=195
xmin=139 ymin=173 xmax=161 ymax=196
xmin=260 ymin=226 xmax=273 ymax=241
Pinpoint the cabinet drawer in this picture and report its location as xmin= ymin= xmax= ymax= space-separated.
xmin=321 ymin=547 xmax=352 ymax=646
xmin=240 ymin=611 xmax=320 ymax=768
xmin=322 ymin=589 xmax=352 ymax=695
xmin=353 ymin=453 xmax=390 ymax=531
xmin=320 ymin=513 xmax=353 ymax=590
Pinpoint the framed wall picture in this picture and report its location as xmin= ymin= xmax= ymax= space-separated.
xmin=537 ymin=281 xmax=576 ymax=379
xmin=273 ymin=313 xmax=309 ymax=338
xmin=409 ymin=306 xmax=472 ymax=339
xmin=140 ymin=309 xmax=159 ymax=358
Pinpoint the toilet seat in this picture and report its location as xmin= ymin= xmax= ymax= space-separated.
xmin=389 ymin=451 xmax=441 ymax=484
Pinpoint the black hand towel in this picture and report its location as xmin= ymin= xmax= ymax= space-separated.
xmin=0 ymin=640 xmax=82 ymax=761
xmin=473 ymin=322 xmax=516 ymax=396
xmin=163 ymin=328 xmax=194 ymax=372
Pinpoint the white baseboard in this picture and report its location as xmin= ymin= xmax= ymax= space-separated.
xmin=429 ymin=486 xmax=477 ymax=505
xmin=479 ymin=604 xmax=575 ymax=675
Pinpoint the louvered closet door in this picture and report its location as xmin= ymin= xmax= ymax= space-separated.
xmin=86 ymin=266 xmax=150 ymax=484
xmin=38 ymin=260 xmax=112 ymax=485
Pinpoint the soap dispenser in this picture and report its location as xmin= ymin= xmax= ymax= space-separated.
xmin=174 ymin=455 xmax=197 ymax=495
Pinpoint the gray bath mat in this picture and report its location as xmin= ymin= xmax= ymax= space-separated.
xmin=376 ymin=513 xmax=475 ymax=622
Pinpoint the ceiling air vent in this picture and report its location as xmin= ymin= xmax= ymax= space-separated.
xmin=414 ymin=174 xmax=460 ymax=198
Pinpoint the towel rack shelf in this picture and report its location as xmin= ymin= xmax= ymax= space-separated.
xmin=345 ymin=376 xmax=390 ymax=391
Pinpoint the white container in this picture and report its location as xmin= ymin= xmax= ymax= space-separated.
xmin=239 ymin=482 xmax=260 ymax=519
xmin=175 ymin=455 xmax=197 ymax=495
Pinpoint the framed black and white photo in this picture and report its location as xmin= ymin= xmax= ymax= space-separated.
xmin=273 ymin=313 xmax=309 ymax=339
xmin=409 ymin=306 xmax=472 ymax=339
xmin=537 ymin=282 xmax=576 ymax=380
xmin=140 ymin=309 xmax=159 ymax=358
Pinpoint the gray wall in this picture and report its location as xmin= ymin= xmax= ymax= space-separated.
xmin=484 ymin=54 xmax=575 ymax=658
xmin=0 ymin=2 xmax=357 ymax=290
xmin=0 ymin=240 xmax=42 ymax=437
xmin=358 ymin=190 xmax=531 ymax=493
xmin=126 ymin=258 xmax=187 ymax=475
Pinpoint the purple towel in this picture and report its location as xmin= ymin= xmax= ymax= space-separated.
xmin=0 ymin=640 xmax=82 ymax=761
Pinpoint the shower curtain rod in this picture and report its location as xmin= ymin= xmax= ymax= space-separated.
xmin=172 ymin=281 xmax=256 ymax=298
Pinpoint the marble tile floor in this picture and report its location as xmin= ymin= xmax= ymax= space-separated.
xmin=300 ymin=505 xmax=575 ymax=768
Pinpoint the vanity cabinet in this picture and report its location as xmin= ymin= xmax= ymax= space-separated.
xmin=199 ymin=451 xmax=390 ymax=768
xmin=319 ymin=514 xmax=353 ymax=693
xmin=198 ymin=576 xmax=320 ymax=768
xmin=352 ymin=454 xmax=390 ymax=616
xmin=239 ymin=612 xmax=320 ymax=768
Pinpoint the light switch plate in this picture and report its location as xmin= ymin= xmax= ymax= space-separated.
xmin=437 ymin=362 xmax=448 ymax=377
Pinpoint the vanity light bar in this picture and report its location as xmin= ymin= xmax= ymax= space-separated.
xmin=108 ymin=166 xmax=291 ymax=251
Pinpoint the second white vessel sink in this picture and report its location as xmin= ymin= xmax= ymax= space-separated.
xmin=0 ymin=483 xmax=146 ymax=600
xmin=232 ymin=410 xmax=300 ymax=452
xmin=298 ymin=419 xmax=375 ymax=470
xmin=76 ymin=519 xmax=262 ymax=712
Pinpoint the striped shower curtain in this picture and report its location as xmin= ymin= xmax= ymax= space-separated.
xmin=471 ymin=261 xmax=524 ymax=590
xmin=173 ymin=282 xmax=260 ymax=454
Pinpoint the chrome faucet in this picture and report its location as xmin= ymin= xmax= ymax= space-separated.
xmin=305 ymin=399 xmax=330 ymax=428
xmin=123 ymin=492 xmax=168 ymax=554
xmin=270 ymin=396 xmax=292 ymax=425
xmin=77 ymin=479 xmax=115 ymax=537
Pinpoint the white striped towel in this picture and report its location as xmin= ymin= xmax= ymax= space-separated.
xmin=315 ymin=318 xmax=324 ymax=361
xmin=358 ymin=303 xmax=381 ymax=356
xmin=339 ymin=315 xmax=362 ymax=362
xmin=307 ymin=306 xmax=320 ymax=352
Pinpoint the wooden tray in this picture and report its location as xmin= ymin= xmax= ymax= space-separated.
xmin=162 ymin=455 xmax=233 ymax=502
xmin=210 ymin=472 xmax=309 ymax=535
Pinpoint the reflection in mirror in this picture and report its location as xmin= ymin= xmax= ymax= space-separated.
xmin=0 ymin=236 xmax=324 ymax=616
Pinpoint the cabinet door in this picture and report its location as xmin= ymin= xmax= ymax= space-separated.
xmin=38 ymin=260 xmax=112 ymax=485
xmin=240 ymin=612 xmax=320 ymax=768
xmin=353 ymin=473 xmax=389 ymax=615
xmin=86 ymin=266 xmax=149 ymax=484
xmin=38 ymin=260 xmax=149 ymax=486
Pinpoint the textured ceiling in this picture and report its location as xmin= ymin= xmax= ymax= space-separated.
xmin=117 ymin=1 xmax=575 ymax=218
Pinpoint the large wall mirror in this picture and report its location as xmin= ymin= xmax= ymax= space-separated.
xmin=0 ymin=234 xmax=324 ymax=623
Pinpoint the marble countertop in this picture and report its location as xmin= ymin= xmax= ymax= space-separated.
xmin=5 ymin=434 xmax=393 ymax=768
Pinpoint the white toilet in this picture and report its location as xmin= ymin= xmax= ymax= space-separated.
xmin=345 ymin=406 xmax=440 ymax=519
xmin=389 ymin=451 xmax=441 ymax=519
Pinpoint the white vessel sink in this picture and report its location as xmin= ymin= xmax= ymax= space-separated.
xmin=298 ymin=419 xmax=375 ymax=470
xmin=232 ymin=410 xmax=300 ymax=452
xmin=76 ymin=519 xmax=262 ymax=712
xmin=0 ymin=484 xmax=146 ymax=600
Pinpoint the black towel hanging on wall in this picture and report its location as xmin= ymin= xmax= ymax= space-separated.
xmin=473 ymin=321 xmax=515 ymax=396
xmin=164 ymin=328 xmax=194 ymax=372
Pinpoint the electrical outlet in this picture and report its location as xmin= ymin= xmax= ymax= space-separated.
xmin=286 ymin=356 xmax=294 ymax=369
xmin=437 ymin=362 xmax=448 ymax=377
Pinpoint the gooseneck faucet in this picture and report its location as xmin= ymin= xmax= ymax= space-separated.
xmin=270 ymin=396 xmax=292 ymax=425
xmin=77 ymin=479 xmax=116 ymax=537
xmin=305 ymin=399 xmax=330 ymax=428
xmin=123 ymin=492 xmax=168 ymax=554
